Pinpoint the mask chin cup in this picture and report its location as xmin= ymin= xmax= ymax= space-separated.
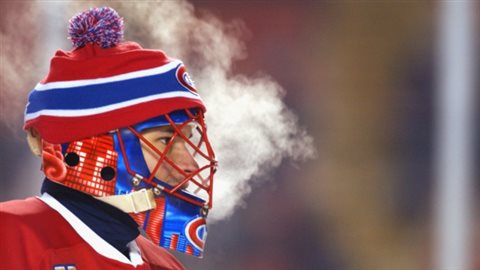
xmin=161 ymin=194 xmax=207 ymax=257
xmin=130 ymin=186 xmax=208 ymax=257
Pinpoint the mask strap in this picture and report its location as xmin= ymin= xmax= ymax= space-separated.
xmin=96 ymin=188 xmax=157 ymax=213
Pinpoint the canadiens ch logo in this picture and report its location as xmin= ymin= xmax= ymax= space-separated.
xmin=53 ymin=264 xmax=77 ymax=270
xmin=185 ymin=217 xmax=207 ymax=251
xmin=176 ymin=65 xmax=198 ymax=95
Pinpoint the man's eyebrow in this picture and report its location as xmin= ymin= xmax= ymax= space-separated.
xmin=160 ymin=126 xmax=176 ymax=133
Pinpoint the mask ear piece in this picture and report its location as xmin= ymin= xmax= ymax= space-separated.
xmin=26 ymin=128 xmax=42 ymax=156
xmin=41 ymin=141 xmax=67 ymax=182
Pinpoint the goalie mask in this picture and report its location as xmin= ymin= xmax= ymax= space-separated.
xmin=23 ymin=7 xmax=217 ymax=257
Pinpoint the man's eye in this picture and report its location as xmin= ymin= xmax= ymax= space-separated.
xmin=159 ymin=137 xmax=173 ymax=145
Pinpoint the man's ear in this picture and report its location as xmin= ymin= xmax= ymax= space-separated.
xmin=26 ymin=128 xmax=42 ymax=156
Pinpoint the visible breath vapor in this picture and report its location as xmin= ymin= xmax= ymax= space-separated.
xmin=1 ymin=2 xmax=69 ymax=137
xmin=0 ymin=3 xmax=42 ymax=136
xmin=95 ymin=0 xmax=316 ymax=221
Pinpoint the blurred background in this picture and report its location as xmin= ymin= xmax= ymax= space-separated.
xmin=1 ymin=1 xmax=478 ymax=270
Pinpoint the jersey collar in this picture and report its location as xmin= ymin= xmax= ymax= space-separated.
xmin=38 ymin=192 xmax=144 ymax=266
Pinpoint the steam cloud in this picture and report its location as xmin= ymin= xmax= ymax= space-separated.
xmin=3 ymin=1 xmax=315 ymax=222
xmin=1 ymin=2 xmax=68 ymax=137
xmin=104 ymin=1 xmax=316 ymax=222
xmin=0 ymin=2 xmax=42 ymax=136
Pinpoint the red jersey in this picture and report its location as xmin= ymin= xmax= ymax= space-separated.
xmin=0 ymin=193 xmax=185 ymax=270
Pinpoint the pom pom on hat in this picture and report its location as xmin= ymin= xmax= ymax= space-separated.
xmin=68 ymin=7 xmax=124 ymax=48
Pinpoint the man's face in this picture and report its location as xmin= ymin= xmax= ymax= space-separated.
xmin=140 ymin=124 xmax=199 ymax=188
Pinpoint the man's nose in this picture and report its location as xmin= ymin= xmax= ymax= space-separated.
xmin=173 ymin=143 xmax=199 ymax=174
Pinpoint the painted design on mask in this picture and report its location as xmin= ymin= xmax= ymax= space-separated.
xmin=132 ymin=195 xmax=207 ymax=257
xmin=63 ymin=135 xmax=118 ymax=197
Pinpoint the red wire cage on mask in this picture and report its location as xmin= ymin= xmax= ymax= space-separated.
xmin=116 ymin=109 xmax=217 ymax=209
